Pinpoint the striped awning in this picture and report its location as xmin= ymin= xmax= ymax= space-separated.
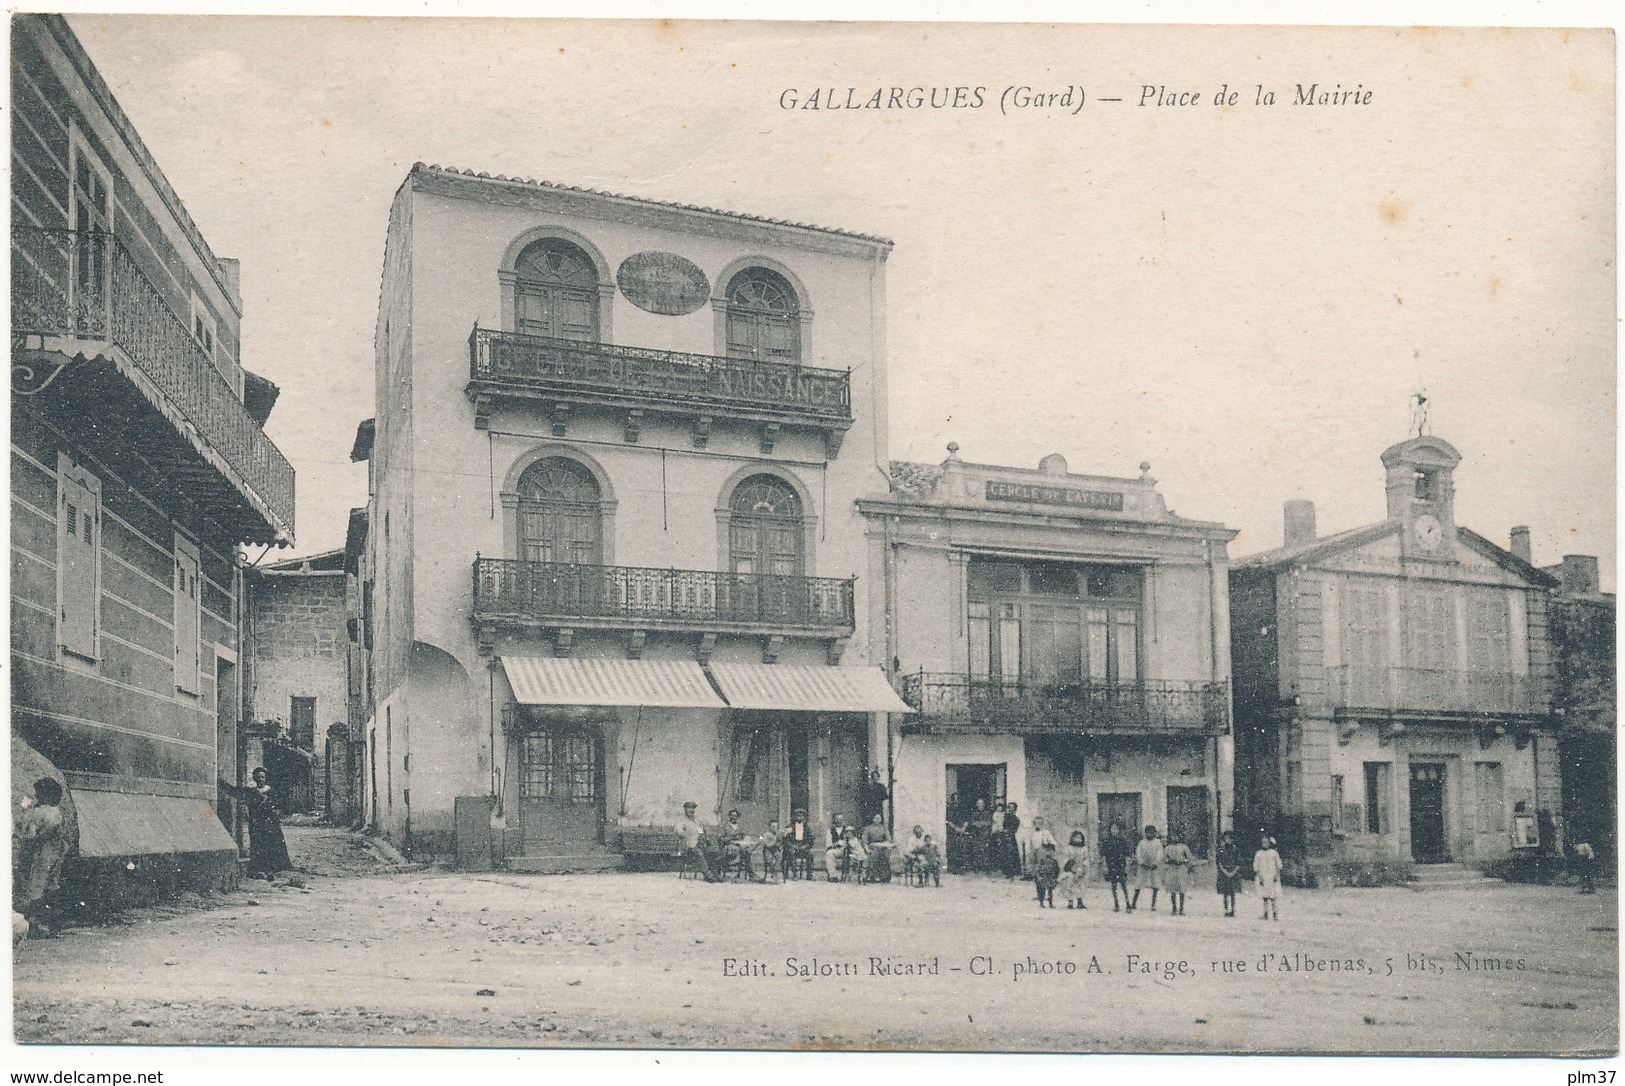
xmin=74 ymin=790 xmax=236 ymax=858
xmin=707 ymin=664 xmax=914 ymax=714
xmin=500 ymin=657 xmax=726 ymax=708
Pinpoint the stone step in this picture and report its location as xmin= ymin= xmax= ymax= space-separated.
xmin=504 ymin=852 xmax=626 ymax=875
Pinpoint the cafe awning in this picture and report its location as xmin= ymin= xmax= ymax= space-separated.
xmin=706 ymin=664 xmax=914 ymax=714
xmin=74 ymin=790 xmax=236 ymax=858
xmin=500 ymin=656 xmax=726 ymax=709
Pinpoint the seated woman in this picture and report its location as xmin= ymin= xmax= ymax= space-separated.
xmin=860 ymin=814 xmax=893 ymax=883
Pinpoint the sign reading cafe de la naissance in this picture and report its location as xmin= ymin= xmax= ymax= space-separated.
xmin=984 ymin=480 xmax=1125 ymax=511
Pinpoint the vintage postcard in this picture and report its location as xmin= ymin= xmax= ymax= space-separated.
xmin=6 ymin=6 xmax=1617 ymax=1078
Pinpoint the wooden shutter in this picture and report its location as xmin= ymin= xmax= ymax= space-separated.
xmin=56 ymin=456 xmax=101 ymax=660
xmin=174 ymin=534 xmax=202 ymax=694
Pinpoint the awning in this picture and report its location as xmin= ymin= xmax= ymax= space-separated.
xmin=707 ymin=664 xmax=915 ymax=714
xmin=74 ymin=790 xmax=236 ymax=858
xmin=500 ymin=657 xmax=726 ymax=709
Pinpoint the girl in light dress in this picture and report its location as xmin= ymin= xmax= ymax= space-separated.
xmin=1253 ymin=835 xmax=1283 ymax=921
xmin=1160 ymin=830 xmax=1193 ymax=916
xmin=1059 ymin=829 xmax=1091 ymax=909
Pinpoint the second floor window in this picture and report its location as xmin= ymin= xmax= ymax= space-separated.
xmin=724 ymin=267 xmax=800 ymax=362
xmin=517 ymin=458 xmax=601 ymax=564
xmin=514 ymin=238 xmax=599 ymax=342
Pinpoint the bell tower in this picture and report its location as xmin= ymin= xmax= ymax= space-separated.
xmin=1381 ymin=435 xmax=1461 ymax=559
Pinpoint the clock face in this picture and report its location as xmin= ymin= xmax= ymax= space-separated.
xmin=1414 ymin=513 xmax=1443 ymax=550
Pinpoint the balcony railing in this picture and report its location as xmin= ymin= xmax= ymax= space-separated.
xmin=11 ymin=227 xmax=295 ymax=535
xmin=469 ymin=326 xmax=853 ymax=420
xmin=900 ymin=673 xmax=1230 ymax=736
xmin=1327 ymin=665 xmax=1546 ymax=716
xmin=473 ymin=557 xmax=855 ymax=632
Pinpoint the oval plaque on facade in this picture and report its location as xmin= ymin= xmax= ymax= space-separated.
xmin=616 ymin=251 xmax=711 ymax=316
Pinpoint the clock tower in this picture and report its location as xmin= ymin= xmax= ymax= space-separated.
xmin=1381 ymin=435 xmax=1461 ymax=559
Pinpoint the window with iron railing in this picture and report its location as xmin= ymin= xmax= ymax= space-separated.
xmin=966 ymin=557 xmax=1143 ymax=690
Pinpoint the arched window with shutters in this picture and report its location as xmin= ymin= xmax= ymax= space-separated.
xmin=513 ymin=238 xmax=600 ymax=342
xmin=724 ymin=267 xmax=801 ymax=362
xmin=728 ymin=475 xmax=804 ymax=576
xmin=516 ymin=457 xmax=602 ymax=565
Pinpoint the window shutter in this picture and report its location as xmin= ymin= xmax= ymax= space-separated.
xmin=174 ymin=535 xmax=202 ymax=694
xmin=57 ymin=457 xmax=101 ymax=660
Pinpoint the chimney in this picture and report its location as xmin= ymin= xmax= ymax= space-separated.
xmin=1283 ymin=500 xmax=1317 ymax=547
xmin=1559 ymin=555 xmax=1600 ymax=595
xmin=1280 ymin=503 xmax=1319 ymax=546
xmin=1509 ymin=525 xmax=1532 ymax=564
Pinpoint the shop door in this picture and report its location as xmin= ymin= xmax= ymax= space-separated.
xmin=1166 ymin=785 xmax=1212 ymax=858
xmin=825 ymin=720 xmax=867 ymax=828
xmin=1098 ymin=791 xmax=1143 ymax=844
xmin=518 ymin=724 xmax=604 ymax=853
xmin=1409 ymin=763 xmax=1448 ymax=863
xmin=724 ymin=721 xmax=785 ymax=832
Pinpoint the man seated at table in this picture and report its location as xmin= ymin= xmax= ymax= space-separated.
xmin=860 ymin=813 xmax=894 ymax=883
xmin=782 ymin=807 xmax=816 ymax=878
xmin=679 ymin=801 xmax=717 ymax=882
xmin=720 ymin=808 xmax=750 ymax=878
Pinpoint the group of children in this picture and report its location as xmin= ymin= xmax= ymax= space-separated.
xmin=1024 ymin=824 xmax=1284 ymax=920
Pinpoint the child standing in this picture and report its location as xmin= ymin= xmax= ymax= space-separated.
xmin=1034 ymin=841 xmax=1061 ymax=908
xmin=1215 ymin=830 xmax=1243 ymax=917
xmin=1253 ymin=835 xmax=1282 ymax=920
xmin=1102 ymin=823 xmax=1132 ymax=912
xmin=1060 ymin=830 xmax=1091 ymax=909
xmin=1131 ymin=825 xmax=1163 ymax=913
xmin=1161 ymin=831 xmax=1192 ymax=916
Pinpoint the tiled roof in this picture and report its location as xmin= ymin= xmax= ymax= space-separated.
xmin=411 ymin=163 xmax=893 ymax=247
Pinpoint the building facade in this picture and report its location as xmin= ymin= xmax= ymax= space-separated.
xmin=10 ymin=15 xmax=295 ymax=900
xmin=246 ymin=550 xmax=349 ymax=815
xmin=1533 ymin=548 xmax=1615 ymax=872
xmin=860 ymin=449 xmax=1235 ymax=870
xmin=362 ymin=165 xmax=906 ymax=867
xmin=1230 ymin=436 xmax=1561 ymax=881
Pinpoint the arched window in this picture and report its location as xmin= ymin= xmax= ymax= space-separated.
xmin=724 ymin=268 xmax=800 ymax=362
xmin=513 ymin=238 xmax=599 ymax=342
xmin=728 ymin=475 xmax=804 ymax=576
xmin=516 ymin=458 xmax=602 ymax=564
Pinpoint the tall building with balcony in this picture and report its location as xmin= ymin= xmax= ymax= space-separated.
xmin=1230 ymin=435 xmax=1561 ymax=880
xmin=10 ymin=15 xmax=295 ymax=902
xmin=364 ymin=164 xmax=907 ymax=867
xmin=860 ymin=448 xmax=1235 ymax=871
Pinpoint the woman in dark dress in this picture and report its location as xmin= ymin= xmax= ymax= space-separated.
xmin=999 ymin=802 xmax=1024 ymax=879
xmin=1215 ymin=830 xmax=1243 ymax=917
xmin=220 ymin=767 xmax=293 ymax=878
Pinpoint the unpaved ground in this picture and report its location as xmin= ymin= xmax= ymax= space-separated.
xmin=13 ymin=826 xmax=1618 ymax=1053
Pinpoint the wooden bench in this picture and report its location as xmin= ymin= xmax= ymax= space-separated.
xmin=618 ymin=824 xmax=702 ymax=872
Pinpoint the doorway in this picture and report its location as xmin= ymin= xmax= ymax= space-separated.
xmin=517 ymin=720 xmax=605 ymax=854
xmin=1409 ymin=762 xmax=1448 ymax=863
xmin=945 ymin=763 xmax=1006 ymax=872
xmin=1166 ymin=785 xmax=1212 ymax=858
xmin=1097 ymin=791 xmax=1143 ymax=848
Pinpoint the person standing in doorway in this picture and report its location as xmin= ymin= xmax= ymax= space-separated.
xmin=1102 ymin=823 xmax=1133 ymax=911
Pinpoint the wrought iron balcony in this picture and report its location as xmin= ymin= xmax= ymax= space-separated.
xmin=899 ymin=674 xmax=1230 ymax=736
xmin=472 ymin=557 xmax=855 ymax=636
xmin=11 ymin=227 xmax=295 ymax=543
xmin=467 ymin=327 xmax=853 ymax=454
xmin=1326 ymin=665 xmax=1546 ymax=718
